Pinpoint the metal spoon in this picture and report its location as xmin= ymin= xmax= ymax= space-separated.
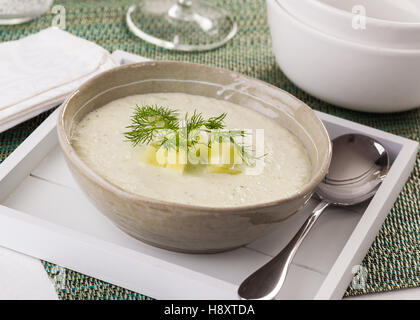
xmin=238 ymin=133 xmax=390 ymax=300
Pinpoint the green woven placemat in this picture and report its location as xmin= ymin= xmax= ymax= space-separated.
xmin=0 ymin=0 xmax=419 ymax=300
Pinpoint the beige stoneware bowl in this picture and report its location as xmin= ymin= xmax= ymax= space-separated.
xmin=57 ymin=61 xmax=331 ymax=253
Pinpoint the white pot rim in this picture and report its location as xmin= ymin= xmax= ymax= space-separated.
xmin=276 ymin=0 xmax=420 ymax=28
xmin=273 ymin=0 xmax=420 ymax=55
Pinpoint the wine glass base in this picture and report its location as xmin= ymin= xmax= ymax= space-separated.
xmin=0 ymin=0 xmax=53 ymax=25
xmin=0 ymin=16 xmax=37 ymax=25
xmin=126 ymin=0 xmax=237 ymax=51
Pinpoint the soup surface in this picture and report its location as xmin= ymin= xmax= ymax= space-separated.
xmin=72 ymin=93 xmax=311 ymax=207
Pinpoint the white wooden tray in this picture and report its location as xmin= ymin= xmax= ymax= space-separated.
xmin=0 ymin=51 xmax=417 ymax=300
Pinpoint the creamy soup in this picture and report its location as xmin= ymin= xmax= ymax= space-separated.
xmin=72 ymin=93 xmax=311 ymax=207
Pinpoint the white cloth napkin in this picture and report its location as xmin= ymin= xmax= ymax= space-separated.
xmin=0 ymin=27 xmax=118 ymax=133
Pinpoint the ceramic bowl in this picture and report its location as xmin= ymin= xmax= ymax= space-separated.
xmin=278 ymin=0 xmax=420 ymax=49
xmin=57 ymin=61 xmax=331 ymax=253
xmin=267 ymin=0 xmax=420 ymax=113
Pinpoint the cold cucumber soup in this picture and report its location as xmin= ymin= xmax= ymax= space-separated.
xmin=71 ymin=93 xmax=311 ymax=207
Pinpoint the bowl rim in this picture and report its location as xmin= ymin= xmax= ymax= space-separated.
xmin=278 ymin=0 xmax=420 ymax=28
xmin=272 ymin=0 xmax=420 ymax=55
xmin=57 ymin=61 xmax=332 ymax=213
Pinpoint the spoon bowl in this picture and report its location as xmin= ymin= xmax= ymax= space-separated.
xmin=238 ymin=133 xmax=390 ymax=300
xmin=317 ymin=134 xmax=389 ymax=206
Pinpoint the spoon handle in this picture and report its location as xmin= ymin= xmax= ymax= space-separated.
xmin=238 ymin=200 xmax=330 ymax=300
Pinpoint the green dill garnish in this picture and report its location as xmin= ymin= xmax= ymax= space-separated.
xmin=124 ymin=104 xmax=263 ymax=166
xmin=124 ymin=105 xmax=179 ymax=146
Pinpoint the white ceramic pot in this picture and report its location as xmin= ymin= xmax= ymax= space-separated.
xmin=278 ymin=0 xmax=420 ymax=50
xmin=267 ymin=0 xmax=420 ymax=113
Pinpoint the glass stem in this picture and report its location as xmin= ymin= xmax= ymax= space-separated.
xmin=178 ymin=0 xmax=193 ymax=7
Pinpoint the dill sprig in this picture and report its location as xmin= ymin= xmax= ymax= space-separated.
xmin=125 ymin=104 xmax=179 ymax=146
xmin=124 ymin=104 xmax=261 ymax=166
